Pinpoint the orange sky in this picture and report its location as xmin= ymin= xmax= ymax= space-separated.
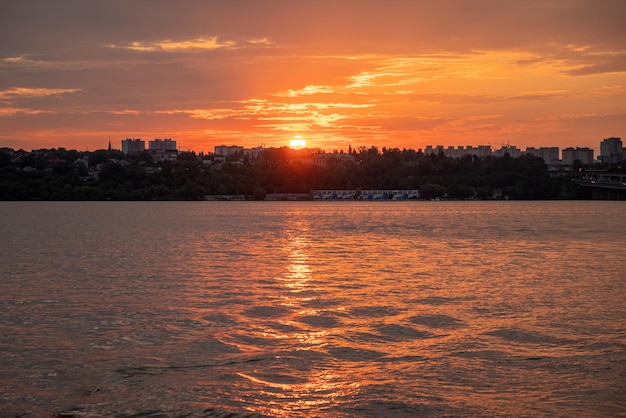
xmin=1 ymin=1 xmax=624 ymax=154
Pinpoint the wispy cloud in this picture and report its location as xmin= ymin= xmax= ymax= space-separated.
xmin=274 ymin=85 xmax=336 ymax=97
xmin=107 ymin=36 xmax=272 ymax=52
xmin=156 ymin=108 xmax=245 ymax=120
xmin=564 ymin=57 xmax=626 ymax=76
xmin=0 ymin=87 xmax=82 ymax=100
xmin=0 ymin=55 xmax=107 ymax=72
xmin=537 ymin=112 xmax=618 ymax=121
xmin=1 ymin=56 xmax=32 ymax=64
xmin=110 ymin=109 xmax=141 ymax=115
xmin=155 ymin=100 xmax=374 ymax=125
xmin=0 ymin=107 xmax=56 ymax=117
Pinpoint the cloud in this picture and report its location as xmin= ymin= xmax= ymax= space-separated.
xmin=0 ymin=87 xmax=82 ymax=100
xmin=1 ymin=56 xmax=32 ymax=64
xmin=110 ymin=109 xmax=141 ymax=115
xmin=157 ymin=108 xmax=245 ymax=120
xmin=582 ymin=85 xmax=626 ymax=98
xmin=153 ymin=100 xmax=376 ymax=126
xmin=564 ymin=55 xmax=626 ymax=76
xmin=274 ymin=85 xmax=336 ymax=97
xmin=271 ymin=57 xmax=432 ymax=99
xmin=107 ymin=36 xmax=274 ymax=52
xmin=0 ymin=107 xmax=56 ymax=117
xmin=536 ymin=112 xmax=619 ymax=121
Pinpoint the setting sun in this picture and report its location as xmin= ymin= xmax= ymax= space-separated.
xmin=290 ymin=136 xmax=306 ymax=149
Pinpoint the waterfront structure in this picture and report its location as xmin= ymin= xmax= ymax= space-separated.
xmin=121 ymin=138 xmax=145 ymax=155
xmin=312 ymin=189 xmax=420 ymax=200
xmin=599 ymin=137 xmax=624 ymax=164
xmin=562 ymin=147 xmax=594 ymax=165
xmin=573 ymin=171 xmax=626 ymax=200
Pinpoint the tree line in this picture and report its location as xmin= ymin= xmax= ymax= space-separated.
xmin=0 ymin=146 xmax=604 ymax=200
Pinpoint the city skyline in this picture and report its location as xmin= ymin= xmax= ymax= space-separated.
xmin=1 ymin=1 xmax=625 ymax=154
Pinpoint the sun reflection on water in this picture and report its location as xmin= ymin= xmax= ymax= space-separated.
xmin=239 ymin=368 xmax=362 ymax=417
xmin=282 ymin=237 xmax=311 ymax=290
xmin=242 ymin=215 xmax=362 ymax=416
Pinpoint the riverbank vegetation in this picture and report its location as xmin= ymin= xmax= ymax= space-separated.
xmin=0 ymin=146 xmax=611 ymax=200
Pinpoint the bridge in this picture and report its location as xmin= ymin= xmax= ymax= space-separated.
xmin=572 ymin=172 xmax=626 ymax=200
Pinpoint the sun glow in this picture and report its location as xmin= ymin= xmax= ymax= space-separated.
xmin=290 ymin=136 xmax=306 ymax=149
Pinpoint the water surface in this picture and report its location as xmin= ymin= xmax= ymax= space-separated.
xmin=0 ymin=201 xmax=624 ymax=417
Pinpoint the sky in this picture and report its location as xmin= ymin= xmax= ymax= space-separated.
xmin=1 ymin=0 xmax=625 ymax=154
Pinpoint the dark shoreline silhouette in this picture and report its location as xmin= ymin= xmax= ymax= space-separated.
xmin=2 ymin=146 xmax=621 ymax=201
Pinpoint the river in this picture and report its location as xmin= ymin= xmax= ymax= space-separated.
xmin=0 ymin=201 xmax=624 ymax=417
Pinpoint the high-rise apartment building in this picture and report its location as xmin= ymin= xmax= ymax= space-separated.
xmin=562 ymin=147 xmax=594 ymax=165
xmin=121 ymin=138 xmax=145 ymax=155
xmin=214 ymin=145 xmax=244 ymax=157
xmin=525 ymin=147 xmax=560 ymax=164
xmin=244 ymin=146 xmax=264 ymax=160
xmin=149 ymin=138 xmax=177 ymax=151
xmin=424 ymin=145 xmax=492 ymax=158
xmin=148 ymin=138 xmax=178 ymax=162
xmin=493 ymin=145 xmax=522 ymax=158
xmin=599 ymin=137 xmax=623 ymax=163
